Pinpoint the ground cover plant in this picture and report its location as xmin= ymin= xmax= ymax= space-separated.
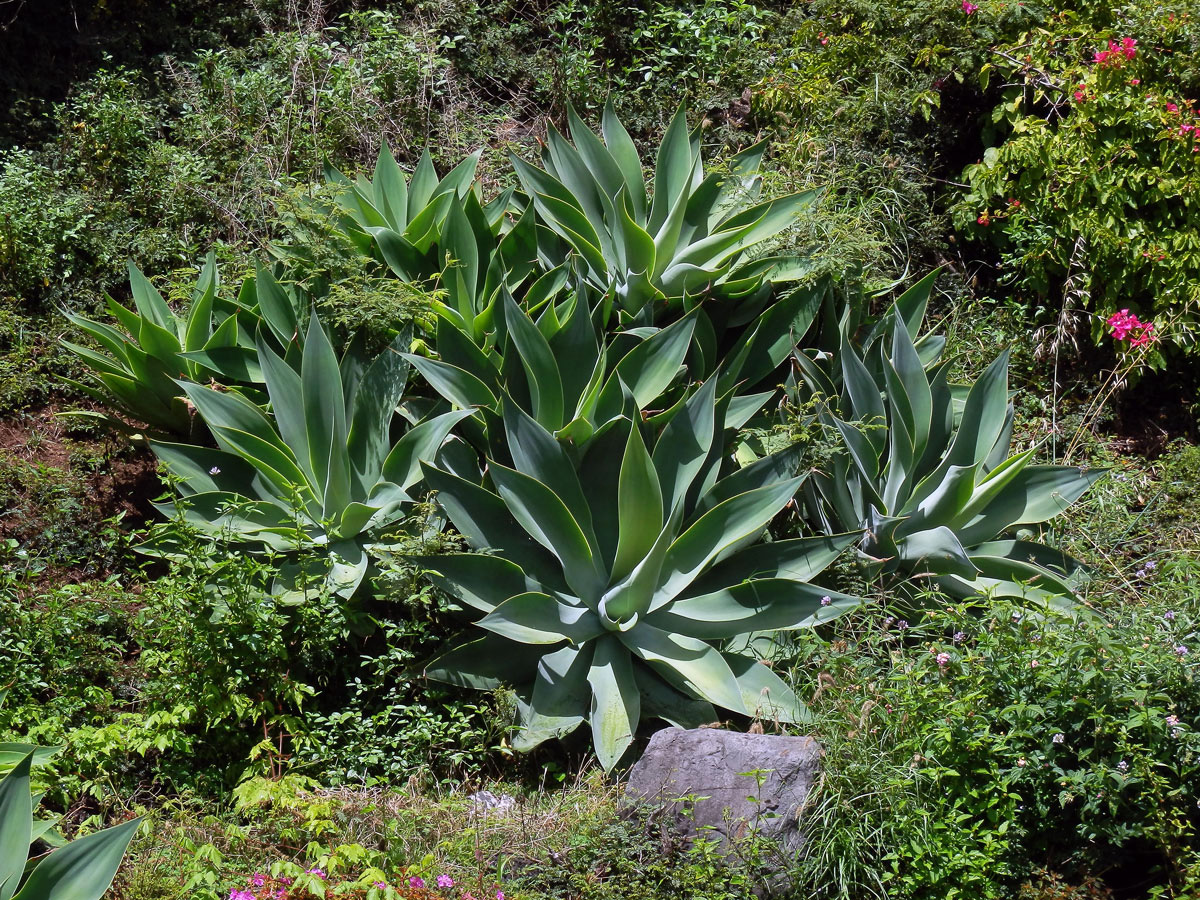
xmin=1 ymin=1 xmax=1199 ymax=898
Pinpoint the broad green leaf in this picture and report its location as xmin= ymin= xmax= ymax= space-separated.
xmin=0 ymin=754 xmax=33 ymax=900
xmin=725 ymin=654 xmax=809 ymax=724
xmin=503 ymin=293 xmax=564 ymax=430
xmin=408 ymin=553 xmax=529 ymax=613
xmin=13 ymin=815 xmax=141 ymax=900
xmin=489 ymin=463 xmax=604 ymax=603
xmin=514 ymin=644 xmax=593 ymax=751
xmin=612 ymin=421 xmax=663 ymax=583
xmin=587 ymin=636 xmax=639 ymax=772
xmin=655 ymin=477 xmax=804 ymax=607
xmin=479 ymin=592 xmax=603 ymax=644
xmin=623 ymin=623 xmax=745 ymax=715
xmin=956 ymin=465 xmax=1106 ymax=547
xmin=425 ymin=634 xmax=543 ymax=690
xmin=652 ymin=376 xmax=717 ymax=518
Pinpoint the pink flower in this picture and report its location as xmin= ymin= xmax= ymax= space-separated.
xmin=306 ymin=868 xmax=327 ymax=880
xmin=962 ymin=0 xmax=979 ymax=13
xmin=410 ymin=876 xmax=426 ymax=889
xmin=497 ymin=893 xmax=506 ymax=900
xmin=1120 ymin=37 xmax=1138 ymax=58
xmin=251 ymin=874 xmax=266 ymax=888
xmin=936 ymin=652 xmax=951 ymax=668
xmin=1074 ymin=90 xmax=1086 ymax=102
xmin=437 ymin=875 xmax=455 ymax=888
xmin=1130 ymin=78 xmax=1141 ymax=85
xmin=229 ymin=892 xmax=255 ymax=900
xmin=1167 ymin=102 xmax=1180 ymax=114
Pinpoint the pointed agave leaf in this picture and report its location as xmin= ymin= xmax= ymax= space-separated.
xmin=612 ymin=421 xmax=664 ymax=583
xmin=13 ymin=816 xmax=142 ymax=900
xmin=406 ymin=355 xmax=497 ymax=411
xmin=253 ymin=264 xmax=299 ymax=345
xmin=347 ymin=331 xmax=412 ymax=486
xmin=300 ymin=317 xmax=351 ymax=517
xmin=651 ymin=579 xmax=859 ymax=639
xmin=514 ymin=644 xmax=593 ymax=751
xmin=654 ymin=477 xmax=804 ymax=608
xmin=409 ymin=553 xmax=529 ymax=613
xmin=605 ymin=312 xmax=695 ymax=411
xmin=127 ymin=263 xmax=175 ymax=332
xmin=601 ymin=99 xmax=647 ymax=220
xmin=689 ymin=532 xmax=859 ymax=594
xmin=633 ymin=664 xmax=717 ymax=728
xmin=479 ymin=592 xmax=604 ymax=644
xmin=380 ymin=409 xmax=475 ymax=494
xmin=489 ymin=463 xmax=604 ymax=603
xmin=652 ymin=376 xmax=718 ymax=517
xmin=948 ymin=351 xmax=1011 ymax=468
xmin=372 ymin=144 xmax=409 ymax=229
xmin=0 ymin=754 xmax=34 ymax=900
xmin=425 ymin=634 xmax=543 ymax=690
xmin=649 ymin=106 xmax=694 ymax=233
xmin=503 ymin=396 xmax=595 ymax=536
xmin=623 ymin=623 xmax=745 ymax=715
xmin=725 ymin=654 xmax=809 ymax=724
xmin=587 ymin=636 xmax=639 ymax=772
xmin=956 ymin=466 xmax=1106 ymax=547
xmin=897 ymin=525 xmax=979 ymax=579
xmin=503 ymin=293 xmax=564 ymax=430
xmin=421 ymin=463 xmax=564 ymax=586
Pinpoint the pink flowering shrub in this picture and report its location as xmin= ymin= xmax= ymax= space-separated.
xmin=955 ymin=8 xmax=1200 ymax=355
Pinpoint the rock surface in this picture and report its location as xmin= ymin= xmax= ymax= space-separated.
xmin=624 ymin=727 xmax=821 ymax=853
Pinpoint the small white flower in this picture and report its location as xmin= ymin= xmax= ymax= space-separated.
xmin=1052 ymin=733 xmax=1065 ymax=744
xmin=209 ymin=466 xmax=221 ymax=475
xmin=1117 ymin=760 xmax=1129 ymax=772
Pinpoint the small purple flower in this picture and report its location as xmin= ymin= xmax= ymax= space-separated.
xmin=1117 ymin=760 xmax=1129 ymax=772
xmin=897 ymin=619 xmax=909 ymax=630
xmin=306 ymin=868 xmax=327 ymax=880
xmin=374 ymin=883 xmax=387 ymax=890
xmin=1167 ymin=715 xmax=1180 ymax=726
xmin=229 ymin=891 xmax=255 ymax=900
xmin=1165 ymin=611 xmax=1176 ymax=621
xmin=952 ymin=631 xmax=966 ymax=644
xmin=1145 ymin=560 xmax=1157 ymax=571
xmin=209 ymin=466 xmax=222 ymax=475
xmin=935 ymin=652 xmax=951 ymax=668
xmin=820 ymin=595 xmax=832 ymax=607
xmin=1176 ymin=645 xmax=1190 ymax=657
xmin=437 ymin=875 xmax=455 ymax=888
xmin=497 ymin=892 xmax=506 ymax=900
xmin=410 ymin=876 xmax=426 ymax=889
xmin=251 ymin=873 xmax=266 ymax=888
xmin=1052 ymin=733 xmax=1064 ymax=744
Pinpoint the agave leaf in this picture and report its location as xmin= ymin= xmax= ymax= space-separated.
xmin=633 ymin=664 xmax=717 ymax=729
xmin=514 ymin=644 xmax=593 ymax=751
xmin=650 ymin=579 xmax=859 ymax=639
xmin=956 ymin=466 xmax=1106 ymax=547
xmin=12 ymin=816 xmax=141 ymax=900
xmin=489 ymin=463 xmax=604 ymax=603
xmin=652 ymin=376 xmax=718 ymax=517
xmin=408 ymin=553 xmax=530 ymax=613
xmin=0 ymin=754 xmax=33 ymax=900
xmin=725 ymin=654 xmax=809 ymax=724
xmin=479 ymin=592 xmax=603 ymax=644
xmin=425 ymin=634 xmax=543 ymax=690
xmin=372 ymin=145 xmax=409 ymax=230
xmin=503 ymin=293 xmax=564 ymax=430
xmin=587 ymin=635 xmax=640 ymax=772
xmin=897 ymin=525 xmax=979 ymax=579
xmin=623 ymin=623 xmax=745 ymax=715
xmin=612 ymin=421 xmax=664 ymax=583
xmin=601 ymin=100 xmax=648 ymax=220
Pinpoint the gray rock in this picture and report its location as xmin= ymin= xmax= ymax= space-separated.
xmin=467 ymin=790 xmax=517 ymax=817
xmin=624 ymin=727 xmax=821 ymax=854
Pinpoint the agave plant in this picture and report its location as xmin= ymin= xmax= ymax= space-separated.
xmin=408 ymin=270 xmax=824 ymax=467
xmin=792 ymin=275 xmax=1103 ymax=606
xmin=511 ymin=103 xmax=818 ymax=321
xmin=417 ymin=375 xmax=860 ymax=770
xmin=62 ymin=257 xmax=304 ymax=439
xmin=0 ymin=753 xmax=140 ymax=900
xmin=150 ymin=315 xmax=470 ymax=599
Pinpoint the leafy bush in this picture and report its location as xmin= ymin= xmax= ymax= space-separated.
xmin=954 ymin=6 xmax=1200 ymax=352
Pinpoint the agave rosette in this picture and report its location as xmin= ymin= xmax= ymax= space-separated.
xmin=417 ymin=374 xmax=859 ymax=770
xmin=149 ymin=316 xmax=470 ymax=599
xmin=792 ymin=274 xmax=1104 ymax=606
xmin=512 ymin=103 xmax=818 ymax=322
